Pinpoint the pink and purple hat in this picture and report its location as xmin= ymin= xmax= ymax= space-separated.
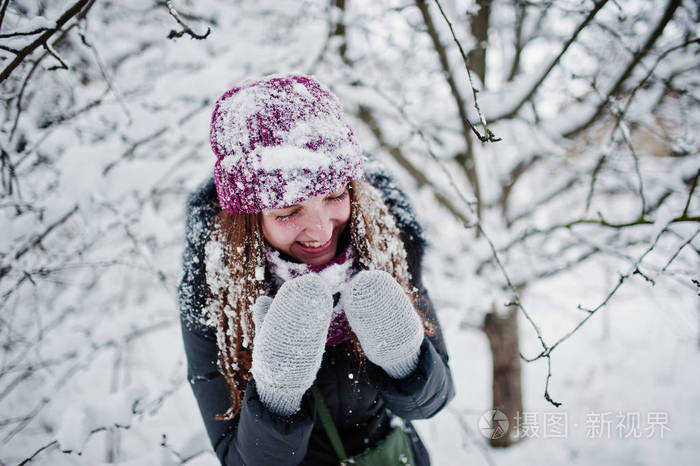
xmin=210 ymin=74 xmax=364 ymax=214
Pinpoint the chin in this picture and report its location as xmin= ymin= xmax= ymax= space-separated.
xmin=302 ymin=250 xmax=335 ymax=266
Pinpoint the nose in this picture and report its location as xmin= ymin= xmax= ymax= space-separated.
xmin=302 ymin=208 xmax=333 ymax=242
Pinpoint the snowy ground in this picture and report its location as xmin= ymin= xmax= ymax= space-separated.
xmin=420 ymin=264 xmax=700 ymax=466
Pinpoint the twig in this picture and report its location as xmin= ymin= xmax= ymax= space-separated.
xmin=0 ymin=259 xmax=128 ymax=310
xmin=102 ymin=98 xmax=211 ymax=175
xmin=493 ymin=212 xmax=699 ymax=260
xmin=584 ymin=154 xmax=607 ymax=215
xmin=43 ymin=42 xmax=69 ymax=71
xmin=433 ymin=0 xmax=501 ymax=142
xmin=682 ymin=168 xmax=699 ymax=217
xmin=165 ymin=0 xmax=211 ymax=40
xmin=659 ymin=228 xmax=700 ymax=274
xmin=563 ymin=0 xmax=682 ymax=138
xmin=161 ymin=434 xmax=210 ymax=464
xmin=0 ymin=0 xmax=93 ymax=83
xmin=511 ymin=248 xmax=599 ymax=289
xmin=20 ymin=424 xmax=134 ymax=464
xmin=17 ymin=440 xmax=59 ymax=466
xmin=78 ymin=30 xmax=132 ymax=122
xmin=102 ymin=127 xmax=168 ymax=175
xmin=100 ymin=202 xmax=171 ymax=291
xmin=413 ymin=0 xmax=483 ymax=216
xmin=0 ymin=205 xmax=79 ymax=282
xmin=0 ymin=147 xmax=19 ymax=198
xmin=499 ymin=153 xmax=543 ymax=221
xmin=37 ymin=88 xmax=110 ymax=129
xmin=4 ymin=320 xmax=172 ymax=445
xmin=0 ymin=0 xmax=10 ymax=33
xmin=9 ymin=50 xmax=48 ymax=141
xmin=357 ymin=104 xmax=471 ymax=226
xmin=616 ymin=37 xmax=699 ymax=111
xmin=506 ymin=1 xmax=527 ymax=82
xmin=493 ymin=0 xmax=609 ymax=121
xmin=615 ymin=119 xmax=647 ymax=217
xmin=507 ymin=175 xmax=580 ymax=227
xmin=523 ymin=219 xmax=677 ymax=363
xmin=408 ymin=109 xmax=559 ymax=405
xmin=0 ymin=27 xmax=51 ymax=38
xmin=0 ymin=43 xmax=18 ymax=53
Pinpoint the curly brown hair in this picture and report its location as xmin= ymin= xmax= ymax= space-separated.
xmin=204 ymin=178 xmax=434 ymax=420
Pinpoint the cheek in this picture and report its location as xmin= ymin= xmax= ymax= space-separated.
xmin=261 ymin=217 xmax=300 ymax=248
xmin=333 ymin=198 xmax=352 ymax=223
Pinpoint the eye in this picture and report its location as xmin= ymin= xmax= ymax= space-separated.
xmin=326 ymin=189 xmax=348 ymax=203
xmin=276 ymin=210 xmax=297 ymax=222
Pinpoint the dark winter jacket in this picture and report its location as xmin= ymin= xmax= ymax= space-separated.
xmin=178 ymin=169 xmax=455 ymax=465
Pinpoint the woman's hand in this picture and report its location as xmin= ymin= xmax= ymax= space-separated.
xmin=251 ymin=274 xmax=333 ymax=416
xmin=343 ymin=270 xmax=424 ymax=379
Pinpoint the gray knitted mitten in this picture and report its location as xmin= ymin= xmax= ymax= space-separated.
xmin=343 ymin=270 xmax=424 ymax=379
xmin=251 ymin=274 xmax=333 ymax=416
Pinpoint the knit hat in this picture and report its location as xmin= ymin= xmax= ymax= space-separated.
xmin=210 ymin=74 xmax=364 ymax=214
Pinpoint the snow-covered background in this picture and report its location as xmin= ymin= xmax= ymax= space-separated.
xmin=1 ymin=0 xmax=698 ymax=464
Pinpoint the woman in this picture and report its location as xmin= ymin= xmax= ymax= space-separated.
xmin=178 ymin=74 xmax=454 ymax=465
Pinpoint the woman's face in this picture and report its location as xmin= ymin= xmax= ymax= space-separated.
xmin=260 ymin=185 xmax=351 ymax=266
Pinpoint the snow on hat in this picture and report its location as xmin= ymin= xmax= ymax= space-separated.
xmin=210 ymin=74 xmax=364 ymax=214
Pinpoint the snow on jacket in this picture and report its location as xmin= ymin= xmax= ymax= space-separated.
xmin=178 ymin=168 xmax=455 ymax=465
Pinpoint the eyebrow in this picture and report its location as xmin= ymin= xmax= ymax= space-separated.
xmin=268 ymin=187 xmax=348 ymax=212
xmin=326 ymin=187 xmax=347 ymax=196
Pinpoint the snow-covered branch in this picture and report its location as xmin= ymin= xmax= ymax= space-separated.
xmin=0 ymin=0 xmax=94 ymax=83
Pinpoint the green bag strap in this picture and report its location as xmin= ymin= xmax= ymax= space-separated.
xmin=311 ymin=383 xmax=348 ymax=461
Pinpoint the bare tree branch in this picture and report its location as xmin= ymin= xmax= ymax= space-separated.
xmin=614 ymin=38 xmax=700 ymax=131
xmin=18 ymin=440 xmax=59 ymax=466
xmin=563 ymin=0 xmax=682 ymax=138
xmin=415 ymin=0 xmax=482 ymax=217
xmin=659 ymin=228 xmax=700 ymax=275
xmin=165 ymin=0 xmax=211 ymax=40
xmin=0 ymin=205 xmax=79 ymax=282
xmin=0 ymin=146 xmax=20 ymax=200
xmin=43 ymin=42 xmax=69 ymax=71
xmin=498 ymin=153 xmax=542 ymax=221
xmin=0 ymin=27 xmax=51 ymax=39
xmin=357 ymin=104 xmax=471 ymax=226
xmin=407 ymin=111 xmax=560 ymax=404
xmin=682 ymin=168 xmax=699 ymax=218
xmin=584 ymin=154 xmax=607 ymax=215
xmin=0 ymin=0 xmax=94 ymax=83
xmin=493 ymin=0 xmax=609 ymax=121
xmin=309 ymin=0 xmax=351 ymax=73
xmin=9 ymin=49 xmax=49 ymax=141
xmin=78 ymin=30 xmax=132 ymax=123
xmin=495 ymin=212 xmax=699 ymax=260
xmin=432 ymin=0 xmax=501 ymax=142
xmin=0 ymin=0 xmax=10 ymax=33
xmin=523 ymin=221 xmax=690 ymax=361
xmin=506 ymin=0 xmax=527 ymax=82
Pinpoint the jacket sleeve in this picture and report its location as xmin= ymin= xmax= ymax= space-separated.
xmin=178 ymin=178 xmax=316 ymax=465
xmin=181 ymin=322 xmax=316 ymax=465
xmin=367 ymin=284 xmax=455 ymax=420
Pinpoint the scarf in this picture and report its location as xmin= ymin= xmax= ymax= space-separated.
xmin=265 ymin=243 xmax=357 ymax=346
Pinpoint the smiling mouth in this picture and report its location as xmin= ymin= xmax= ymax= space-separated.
xmin=296 ymin=237 xmax=333 ymax=252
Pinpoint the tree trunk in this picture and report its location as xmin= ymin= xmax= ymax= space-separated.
xmin=484 ymin=306 xmax=522 ymax=447
xmin=467 ymin=0 xmax=492 ymax=88
xmin=331 ymin=0 xmax=348 ymax=62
